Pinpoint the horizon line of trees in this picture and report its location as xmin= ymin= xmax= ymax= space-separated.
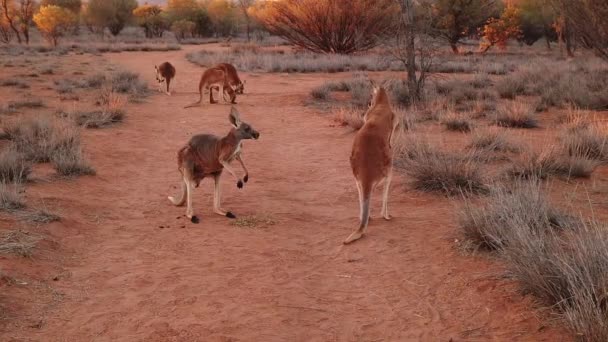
xmin=1 ymin=0 xmax=606 ymax=61
xmin=1 ymin=0 xmax=259 ymax=46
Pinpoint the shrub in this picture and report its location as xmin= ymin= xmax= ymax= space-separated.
xmin=252 ymin=0 xmax=398 ymax=53
xmin=442 ymin=114 xmax=473 ymax=132
xmin=310 ymin=84 xmax=331 ymax=100
xmin=0 ymin=79 xmax=29 ymax=89
xmin=332 ymin=107 xmax=364 ymax=130
xmin=0 ymin=148 xmax=31 ymax=183
xmin=459 ymin=180 xmax=571 ymax=251
xmin=51 ymin=146 xmax=95 ymax=176
xmin=394 ymin=137 xmax=487 ymax=196
xmin=505 ymin=220 xmax=608 ymax=341
xmin=0 ymin=182 xmax=25 ymax=211
xmin=508 ymin=150 xmax=598 ymax=180
xmin=3 ymin=115 xmax=84 ymax=163
xmin=73 ymin=109 xmax=124 ymax=128
xmin=468 ymin=129 xmax=520 ymax=153
xmin=0 ymin=230 xmax=37 ymax=257
xmin=493 ymin=102 xmax=539 ymax=128
xmin=110 ymin=71 xmax=148 ymax=100
xmin=562 ymin=125 xmax=608 ymax=162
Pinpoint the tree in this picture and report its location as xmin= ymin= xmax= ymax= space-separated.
xmin=133 ymin=4 xmax=166 ymax=38
xmin=552 ymin=0 xmax=608 ymax=60
xmin=0 ymin=11 xmax=13 ymax=43
xmin=1 ymin=0 xmax=21 ymax=43
xmin=236 ymin=0 xmax=253 ymax=42
xmin=40 ymin=0 xmax=80 ymax=13
xmin=517 ymin=0 xmax=556 ymax=48
xmin=16 ymin=0 xmax=37 ymax=44
xmin=252 ymin=0 xmax=398 ymax=54
xmin=206 ymin=0 xmax=236 ymax=37
xmin=479 ymin=4 xmax=521 ymax=53
xmin=166 ymin=0 xmax=198 ymax=22
xmin=33 ymin=4 xmax=75 ymax=46
xmin=423 ymin=0 xmax=498 ymax=53
xmin=85 ymin=0 xmax=137 ymax=36
xmin=171 ymin=19 xmax=195 ymax=41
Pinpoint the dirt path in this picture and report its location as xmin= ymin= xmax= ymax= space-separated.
xmin=9 ymin=46 xmax=569 ymax=341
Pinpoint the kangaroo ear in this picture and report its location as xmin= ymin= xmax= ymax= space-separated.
xmin=229 ymin=106 xmax=241 ymax=128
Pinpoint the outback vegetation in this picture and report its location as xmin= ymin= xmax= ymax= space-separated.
xmin=1 ymin=0 xmax=608 ymax=341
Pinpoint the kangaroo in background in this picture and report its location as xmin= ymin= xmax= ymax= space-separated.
xmin=168 ymin=107 xmax=260 ymax=223
xmin=184 ymin=67 xmax=237 ymax=108
xmin=344 ymin=82 xmax=399 ymax=244
xmin=155 ymin=62 xmax=176 ymax=95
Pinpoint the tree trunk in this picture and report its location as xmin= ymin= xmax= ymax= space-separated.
xmin=2 ymin=0 xmax=22 ymax=44
xmin=450 ymin=41 xmax=459 ymax=54
xmin=401 ymin=0 xmax=419 ymax=103
xmin=564 ymin=18 xmax=574 ymax=57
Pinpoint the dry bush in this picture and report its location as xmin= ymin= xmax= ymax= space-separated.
xmin=6 ymin=99 xmax=44 ymax=110
xmin=468 ymin=129 xmax=520 ymax=153
xmin=508 ymin=150 xmax=598 ymax=180
xmin=496 ymin=61 xmax=608 ymax=110
xmin=253 ymin=0 xmax=398 ymax=54
xmin=505 ymin=220 xmax=608 ymax=341
xmin=0 ymin=79 xmax=30 ymax=89
xmin=459 ymin=180 xmax=571 ymax=251
xmin=54 ymin=73 xmax=105 ymax=94
xmin=441 ymin=113 xmax=473 ymax=132
xmin=562 ymin=125 xmax=608 ymax=162
xmin=394 ymin=137 xmax=487 ymax=196
xmin=493 ymin=101 xmax=539 ymax=128
xmin=74 ymin=92 xmax=126 ymax=128
xmin=310 ymin=84 xmax=331 ymax=100
xmin=110 ymin=71 xmax=149 ymax=101
xmin=3 ymin=116 xmax=94 ymax=176
xmin=0 ymin=148 xmax=31 ymax=183
xmin=51 ymin=146 xmax=95 ymax=177
xmin=332 ymin=107 xmax=364 ymax=130
xmin=0 ymin=182 xmax=24 ymax=211
xmin=0 ymin=230 xmax=37 ymax=257
xmin=187 ymin=50 xmax=400 ymax=73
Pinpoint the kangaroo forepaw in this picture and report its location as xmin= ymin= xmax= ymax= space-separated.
xmin=243 ymin=175 xmax=249 ymax=183
xmin=226 ymin=212 xmax=236 ymax=219
xmin=191 ymin=216 xmax=200 ymax=224
xmin=237 ymin=180 xmax=244 ymax=189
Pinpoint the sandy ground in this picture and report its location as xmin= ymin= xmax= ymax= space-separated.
xmin=1 ymin=46 xmax=573 ymax=341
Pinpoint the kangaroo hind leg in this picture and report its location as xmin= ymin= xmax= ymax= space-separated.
xmin=344 ymin=180 xmax=371 ymax=244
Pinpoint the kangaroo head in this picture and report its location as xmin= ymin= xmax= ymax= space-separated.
xmin=155 ymin=65 xmax=164 ymax=83
xmin=234 ymin=81 xmax=245 ymax=94
xmin=229 ymin=106 xmax=259 ymax=140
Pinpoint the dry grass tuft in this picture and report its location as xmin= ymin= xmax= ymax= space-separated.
xmin=468 ymin=129 xmax=520 ymax=153
xmin=459 ymin=180 xmax=571 ymax=251
xmin=395 ymin=136 xmax=487 ymax=196
xmin=0 ymin=148 xmax=31 ymax=183
xmin=0 ymin=230 xmax=37 ymax=257
xmin=493 ymin=102 xmax=539 ymax=129
xmin=333 ymin=107 xmax=364 ymax=130
xmin=441 ymin=113 xmax=473 ymax=132
xmin=562 ymin=125 xmax=608 ymax=162
xmin=0 ymin=182 xmax=24 ymax=211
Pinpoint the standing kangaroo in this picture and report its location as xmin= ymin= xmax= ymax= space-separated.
xmin=155 ymin=62 xmax=176 ymax=95
xmin=344 ymin=83 xmax=399 ymax=244
xmin=168 ymin=107 xmax=260 ymax=223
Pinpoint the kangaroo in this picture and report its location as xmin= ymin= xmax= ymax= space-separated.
xmin=184 ymin=67 xmax=237 ymax=108
xmin=344 ymin=82 xmax=399 ymax=244
xmin=214 ymin=63 xmax=245 ymax=95
xmin=155 ymin=62 xmax=176 ymax=95
xmin=168 ymin=107 xmax=260 ymax=223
